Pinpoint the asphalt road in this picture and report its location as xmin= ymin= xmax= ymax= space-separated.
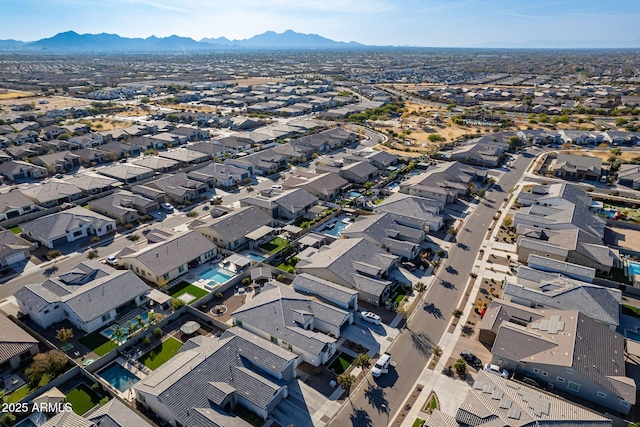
xmin=330 ymin=148 xmax=538 ymax=427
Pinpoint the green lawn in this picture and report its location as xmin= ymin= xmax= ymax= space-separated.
xmin=10 ymin=226 xmax=21 ymax=234
xmin=277 ymin=257 xmax=299 ymax=273
xmin=138 ymin=337 xmax=183 ymax=370
xmin=66 ymin=383 xmax=101 ymax=415
xmin=412 ymin=419 xmax=426 ymax=427
xmin=424 ymin=393 xmax=439 ymax=411
xmin=8 ymin=374 xmax=53 ymax=402
xmin=394 ymin=287 xmax=408 ymax=304
xmin=259 ymin=237 xmax=289 ymax=254
xmin=328 ymin=353 xmax=354 ymax=374
xmin=623 ymin=304 xmax=640 ymax=318
xmin=167 ymin=281 xmax=208 ymax=304
xmin=79 ymin=329 xmax=117 ymax=357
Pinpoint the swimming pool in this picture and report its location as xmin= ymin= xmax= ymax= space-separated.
xmin=200 ymin=266 xmax=235 ymax=284
xmin=319 ymin=219 xmax=351 ymax=237
xmin=626 ymin=329 xmax=640 ymax=342
xmin=244 ymin=251 xmax=265 ymax=262
xmin=347 ymin=191 xmax=362 ymax=198
xmin=387 ymin=181 xmax=400 ymax=189
xmin=102 ymin=312 xmax=150 ymax=343
xmin=629 ymin=262 xmax=640 ymax=278
xmin=99 ymin=363 xmax=141 ymax=392
xmin=599 ymin=209 xmax=618 ymax=219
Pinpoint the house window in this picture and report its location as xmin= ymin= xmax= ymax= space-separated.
xmin=533 ymin=368 xmax=539 ymax=373
xmin=236 ymin=320 xmax=242 ymax=327
xmin=73 ymin=230 xmax=83 ymax=237
xmin=64 ymin=310 xmax=69 ymax=317
xmin=44 ymin=309 xmax=50 ymax=314
xmin=567 ymin=381 xmax=580 ymax=392
xmin=597 ymin=392 xmax=607 ymax=399
xmin=53 ymin=305 xmax=59 ymax=309
xmin=556 ymin=376 xmax=565 ymax=383
xmin=141 ymin=270 xmax=146 ymax=276
xmin=270 ymin=336 xmax=278 ymax=344
xmin=541 ymin=371 xmax=548 ymax=377
xmin=102 ymin=313 xmax=111 ymax=322
xmin=620 ymin=400 xmax=630 ymax=407
xmin=178 ymin=265 xmax=185 ymax=273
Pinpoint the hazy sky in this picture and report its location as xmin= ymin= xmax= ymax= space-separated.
xmin=2 ymin=0 xmax=640 ymax=47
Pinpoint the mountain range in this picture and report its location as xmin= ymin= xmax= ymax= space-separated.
xmin=0 ymin=30 xmax=364 ymax=52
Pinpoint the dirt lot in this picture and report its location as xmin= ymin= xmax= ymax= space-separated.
xmin=605 ymin=225 xmax=640 ymax=252
xmin=82 ymin=118 xmax=132 ymax=131
xmin=0 ymin=90 xmax=34 ymax=100
xmin=0 ymin=95 xmax=90 ymax=111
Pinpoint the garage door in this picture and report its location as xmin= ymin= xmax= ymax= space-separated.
xmin=5 ymin=251 xmax=27 ymax=265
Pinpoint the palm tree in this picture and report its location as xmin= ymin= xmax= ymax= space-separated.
xmin=353 ymin=353 xmax=371 ymax=371
xmin=413 ymin=282 xmax=427 ymax=293
xmin=336 ymin=373 xmax=356 ymax=400
xmin=135 ymin=315 xmax=145 ymax=330
xmin=111 ymin=325 xmax=124 ymax=345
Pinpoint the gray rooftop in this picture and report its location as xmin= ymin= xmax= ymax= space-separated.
xmin=193 ymin=206 xmax=273 ymax=243
xmin=21 ymin=206 xmax=115 ymax=241
xmin=292 ymin=273 xmax=358 ymax=306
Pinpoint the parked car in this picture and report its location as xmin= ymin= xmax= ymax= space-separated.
xmin=105 ymin=255 xmax=118 ymax=266
xmin=210 ymin=196 xmax=222 ymax=205
xmin=371 ymin=352 xmax=391 ymax=377
xmin=359 ymin=311 xmax=381 ymax=325
xmin=271 ymin=184 xmax=283 ymax=190
xmin=160 ymin=202 xmax=174 ymax=213
xmin=484 ymin=364 xmax=509 ymax=378
xmin=460 ymin=350 xmax=482 ymax=369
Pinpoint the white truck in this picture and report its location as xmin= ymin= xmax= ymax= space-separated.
xmin=371 ymin=352 xmax=391 ymax=377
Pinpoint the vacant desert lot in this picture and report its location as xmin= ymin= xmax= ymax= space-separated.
xmin=0 ymin=94 xmax=90 ymax=111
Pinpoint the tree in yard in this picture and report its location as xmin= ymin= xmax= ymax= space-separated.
xmin=353 ymin=353 xmax=371 ymax=371
xmin=25 ymin=350 xmax=68 ymax=384
xmin=454 ymin=358 xmax=467 ymax=375
xmin=171 ymin=298 xmax=186 ymax=310
xmin=86 ymin=250 xmax=99 ymax=260
xmin=46 ymin=249 xmax=62 ymax=260
xmin=413 ymin=281 xmax=427 ymax=293
xmin=365 ymin=181 xmax=373 ymax=188
xmin=502 ymin=216 xmax=513 ymax=229
xmin=157 ymin=276 xmax=168 ymax=290
xmin=336 ymin=373 xmax=357 ymax=397
xmin=447 ymin=227 xmax=457 ymax=236
xmin=610 ymin=147 xmax=622 ymax=157
xmin=153 ymin=327 xmax=163 ymax=338
xmin=111 ymin=325 xmax=125 ymax=345
xmin=55 ymin=328 xmax=73 ymax=345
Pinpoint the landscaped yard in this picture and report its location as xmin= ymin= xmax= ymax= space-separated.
xmin=138 ymin=337 xmax=183 ymax=370
xmin=277 ymin=257 xmax=299 ymax=273
xmin=394 ymin=286 xmax=408 ymax=304
xmin=10 ymin=226 xmax=21 ymax=234
xmin=168 ymin=281 xmax=208 ymax=304
xmin=65 ymin=383 xmax=102 ymax=415
xmin=79 ymin=329 xmax=117 ymax=357
xmin=7 ymin=374 xmax=51 ymax=403
xmin=623 ymin=304 xmax=640 ymax=318
xmin=328 ymin=353 xmax=354 ymax=374
xmin=259 ymin=237 xmax=289 ymax=254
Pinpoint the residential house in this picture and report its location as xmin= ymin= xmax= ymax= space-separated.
xmin=514 ymin=183 xmax=616 ymax=273
xmin=525 ymin=254 xmax=596 ymax=283
xmin=425 ymin=371 xmax=612 ymax=427
xmin=131 ymin=185 xmax=166 ymax=204
xmin=14 ymin=261 xmax=150 ymax=333
xmin=134 ymin=327 xmax=298 ymax=425
xmin=0 ymin=190 xmax=37 ymax=221
xmin=6 ymin=131 xmax=39 ymax=145
xmin=617 ymin=164 xmax=640 ymax=189
xmin=97 ymin=141 xmax=144 ymax=159
xmin=192 ymin=206 xmax=274 ymax=251
xmin=68 ymin=132 xmax=104 ymax=149
xmin=43 ymin=397 xmax=154 ymax=427
xmin=240 ymin=188 xmax=318 ymax=222
xmin=449 ymin=136 xmax=509 ymax=167
xmin=32 ymin=151 xmax=81 ymax=174
xmin=66 ymin=173 xmax=119 ymax=195
xmin=213 ymin=136 xmax=254 ymax=153
xmin=240 ymin=149 xmax=288 ymax=175
xmin=232 ymin=282 xmax=352 ymax=366
xmin=550 ymin=154 xmax=602 ymax=181
xmin=343 ymin=149 xmax=397 ymax=171
xmin=291 ymin=127 xmax=357 ymax=153
xmin=0 ymin=229 xmax=32 ymax=267
xmin=97 ymin=163 xmax=155 ymax=184
xmin=158 ymin=149 xmax=209 ymax=166
xmin=73 ymin=148 xmax=108 ymax=166
xmin=0 ymin=315 xmax=39 ymax=371
xmin=130 ymin=156 xmax=180 ymax=173
xmin=337 ymin=161 xmax=379 ymax=185
xmin=190 ymin=163 xmax=251 ymax=188
xmin=479 ymin=299 xmax=635 ymax=415
xmin=375 ymin=193 xmax=444 ymax=230
xmin=503 ymin=275 xmax=620 ymax=329
xmin=21 ymin=207 xmax=115 ymax=248
xmin=282 ymin=171 xmax=349 ymax=201
xmin=188 ymin=141 xmax=228 ymax=159
xmin=119 ymin=229 xmax=217 ymax=285
xmin=292 ymin=273 xmax=358 ymax=311
xmin=516 ymin=129 xmax=561 ymax=145
xmin=399 ymin=161 xmax=484 ymax=204
xmin=341 ymin=212 xmax=430 ymax=260
xmin=146 ymin=173 xmax=208 ymax=204
xmin=41 ymin=125 xmax=67 ymax=141
xmin=88 ymin=190 xmax=158 ymax=225
xmin=20 ymin=181 xmax=83 ymax=208
xmin=296 ymin=238 xmax=398 ymax=306
xmin=168 ymin=126 xmax=209 ymax=142
xmin=0 ymin=161 xmax=47 ymax=181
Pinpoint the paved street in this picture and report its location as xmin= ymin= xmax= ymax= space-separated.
xmin=329 ymin=148 xmax=538 ymax=427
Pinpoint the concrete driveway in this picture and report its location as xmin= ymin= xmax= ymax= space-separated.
xmin=341 ymin=319 xmax=399 ymax=357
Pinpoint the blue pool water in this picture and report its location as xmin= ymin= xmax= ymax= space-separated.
xmin=320 ymin=220 xmax=351 ymax=237
xmin=347 ymin=191 xmax=362 ymax=198
xmin=102 ymin=312 xmax=149 ymax=342
xmin=387 ymin=181 xmax=400 ymax=189
xmin=99 ymin=363 xmax=141 ymax=392
xmin=245 ymin=251 xmax=265 ymax=262
xmin=600 ymin=210 xmax=618 ymax=218
xmin=629 ymin=262 xmax=640 ymax=278
xmin=200 ymin=267 xmax=235 ymax=284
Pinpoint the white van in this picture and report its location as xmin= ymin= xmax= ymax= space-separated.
xmin=371 ymin=352 xmax=391 ymax=377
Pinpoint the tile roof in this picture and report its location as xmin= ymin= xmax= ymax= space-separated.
xmin=20 ymin=207 xmax=115 ymax=242
xmin=0 ymin=315 xmax=38 ymax=364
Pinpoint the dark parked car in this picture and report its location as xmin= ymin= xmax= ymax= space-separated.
xmin=460 ymin=350 xmax=482 ymax=369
